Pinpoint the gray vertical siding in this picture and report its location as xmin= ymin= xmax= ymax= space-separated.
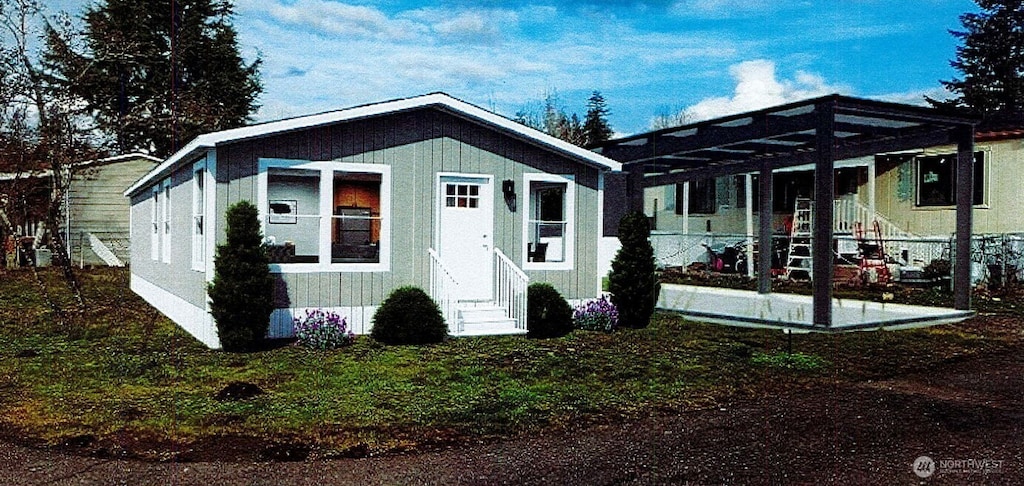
xmin=194 ymin=107 xmax=603 ymax=311
xmin=67 ymin=157 xmax=157 ymax=265
xmin=129 ymin=162 xmax=209 ymax=308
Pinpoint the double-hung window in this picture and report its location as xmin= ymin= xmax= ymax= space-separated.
xmin=161 ymin=179 xmax=171 ymax=263
xmin=191 ymin=161 xmax=206 ymax=271
xmin=150 ymin=186 xmax=160 ymax=261
xmin=524 ymin=173 xmax=574 ymax=270
xmin=916 ymin=151 xmax=985 ymax=207
xmin=259 ymin=159 xmax=390 ymax=272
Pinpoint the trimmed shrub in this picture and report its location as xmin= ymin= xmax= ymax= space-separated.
xmin=608 ymin=211 xmax=657 ymax=329
xmin=371 ymin=286 xmax=447 ymax=345
xmin=527 ymin=283 xmax=573 ymax=339
xmin=294 ymin=309 xmax=355 ymax=350
xmin=208 ymin=201 xmax=275 ymax=352
xmin=573 ymin=295 xmax=619 ymax=332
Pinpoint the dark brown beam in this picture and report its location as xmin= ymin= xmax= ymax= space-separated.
xmin=626 ymin=164 xmax=645 ymax=214
xmin=954 ymin=124 xmax=975 ymax=310
xmin=601 ymin=112 xmax=819 ymax=162
xmin=635 ymin=127 xmax=959 ymax=188
xmin=835 ymin=97 xmax=981 ymax=127
xmin=758 ymin=160 xmax=773 ymax=294
xmin=813 ymin=100 xmax=836 ymax=328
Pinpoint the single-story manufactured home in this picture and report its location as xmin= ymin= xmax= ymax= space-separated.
xmin=124 ymin=93 xmax=622 ymax=348
xmin=0 ymin=152 xmax=159 ymax=267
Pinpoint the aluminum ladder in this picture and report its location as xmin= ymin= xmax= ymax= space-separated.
xmin=784 ymin=198 xmax=813 ymax=280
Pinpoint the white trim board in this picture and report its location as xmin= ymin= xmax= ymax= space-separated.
xmin=269 ymin=306 xmax=378 ymax=338
xmin=131 ymin=273 xmax=220 ymax=348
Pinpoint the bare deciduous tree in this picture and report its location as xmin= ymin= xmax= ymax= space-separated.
xmin=1 ymin=0 xmax=97 ymax=307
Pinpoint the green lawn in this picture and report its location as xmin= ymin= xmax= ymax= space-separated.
xmin=0 ymin=267 xmax=1018 ymax=455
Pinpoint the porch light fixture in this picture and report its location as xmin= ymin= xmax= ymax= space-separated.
xmin=502 ymin=179 xmax=516 ymax=212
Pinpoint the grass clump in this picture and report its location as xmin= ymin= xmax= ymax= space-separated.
xmin=751 ymin=351 xmax=830 ymax=371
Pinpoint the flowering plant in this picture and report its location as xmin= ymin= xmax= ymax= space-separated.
xmin=293 ymin=309 xmax=355 ymax=350
xmin=572 ymin=296 xmax=619 ymax=332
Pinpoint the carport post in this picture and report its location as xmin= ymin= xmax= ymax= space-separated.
xmin=813 ymin=101 xmax=836 ymax=327
xmin=953 ymin=125 xmax=975 ymax=311
xmin=757 ymin=160 xmax=773 ymax=294
xmin=626 ymin=163 xmax=645 ymax=214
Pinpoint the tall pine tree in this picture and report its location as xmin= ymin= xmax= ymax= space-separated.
xmin=583 ymin=91 xmax=613 ymax=146
xmin=929 ymin=0 xmax=1024 ymax=118
xmin=45 ymin=0 xmax=261 ymax=157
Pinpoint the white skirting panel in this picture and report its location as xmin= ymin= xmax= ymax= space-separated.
xmin=269 ymin=306 xmax=378 ymax=339
xmin=130 ymin=273 xmax=220 ymax=349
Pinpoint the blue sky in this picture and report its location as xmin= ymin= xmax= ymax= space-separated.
xmin=49 ymin=0 xmax=979 ymax=136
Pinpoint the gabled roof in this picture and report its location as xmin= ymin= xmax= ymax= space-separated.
xmin=125 ymin=93 xmax=622 ymax=197
xmin=0 ymin=152 xmax=160 ymax=182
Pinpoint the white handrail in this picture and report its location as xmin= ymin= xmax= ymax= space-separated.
xmin=833 ymin=197 xmax=915 ymax=240
xmin=493 ymin=247 xmax=529 ymax=330
xmin=428 ymin=248 xmax=461 ymax=333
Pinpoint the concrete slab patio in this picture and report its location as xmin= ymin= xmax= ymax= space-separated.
xmin=657 ymin=283 xmax=975 ymax=332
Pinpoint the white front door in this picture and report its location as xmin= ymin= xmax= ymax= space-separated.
xmin=438 ymin=175 xmax=494 ymax=301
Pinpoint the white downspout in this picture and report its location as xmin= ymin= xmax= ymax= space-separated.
xmin=867 ymin=159 xmax=876 ymax=219
xmin=745 ymin=173 xmax=754 ymax=277
xmin=681 ymin=182 xmax=690 ymax=235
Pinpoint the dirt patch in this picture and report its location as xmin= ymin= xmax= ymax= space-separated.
xmin=214 ymin=381 xmax=265 ymax=401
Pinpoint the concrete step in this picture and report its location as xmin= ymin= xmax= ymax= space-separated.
xmin=459 ymin=305 xmax=508 ymax=323
xmin=451 ymin=302 xmax=525 ymax=336
xmin=453 ymin=320 xmax=526 ymax=337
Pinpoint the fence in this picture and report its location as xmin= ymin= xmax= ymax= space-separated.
xmin=651 ymin=231 xmax=1024 ymax=286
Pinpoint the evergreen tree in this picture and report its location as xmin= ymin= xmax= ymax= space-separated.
xmin=607 ymin=212 xmax=657 ymax=329
xmin=929 ymin=0 xmax=1024 ymax=117
xmin=45 ymin=0 xmax=261 ymax=157
xmin=583 ymin=91 xmax=613 ymax=146
xmin=208 ymin=201 xmax=274 ymax=351
xmin=513 ymin=90 xmax=599 ymax=147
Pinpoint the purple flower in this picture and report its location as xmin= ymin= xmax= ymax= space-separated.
xmin=293 ymin=309 xmax=355 ymax=350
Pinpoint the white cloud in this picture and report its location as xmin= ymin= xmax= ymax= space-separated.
xmin=670 ymin=0 xmax=780 ymax=18
xmin=684 ymin=59 xmax=848 ymax=121
xmin=262 ymin=0 xmax=422 ymax=41
xmin=240 ymin=1 xmax=744 ymax=128
xmin=874 ymin=86 xmax=952 ymax=106
xmin=415 ymin=9 xmax=520 ymax=43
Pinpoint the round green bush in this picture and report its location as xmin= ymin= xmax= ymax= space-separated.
xmin=371 ymin=286 xmax=447 ymax=345
xmin=527 ymin=283 xmax=573 ymax=339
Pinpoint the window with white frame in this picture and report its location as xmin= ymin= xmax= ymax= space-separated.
xmin=916 ymin=151 xmax=985 ymax=207
xmin=260 ymin=159 xmax=389 ymax=271
xmin=524 ymin=174 xmax=574 ymax=269
xmin=161 ymin=179 xmax=171 ymax=263
xmin=191 ymin=163 xmax=206 ymax=270
xmin=150 ymin=186 xmax=160 ymax=261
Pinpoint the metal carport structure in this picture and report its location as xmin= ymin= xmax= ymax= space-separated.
xmin=593 ymin=94 xmax=980 ymax=329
